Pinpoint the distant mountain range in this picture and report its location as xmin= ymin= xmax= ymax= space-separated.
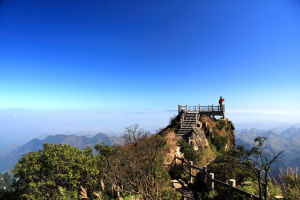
xmin=1 ymin=126 xmax=299 ymax=174
xmin=0 ymin=133 xmax=116 ymax=173
xmin=236 ymin=126 xmax=300 ymax=174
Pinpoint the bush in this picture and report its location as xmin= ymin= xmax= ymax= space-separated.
xmin=178 ymin=140 xmax=199 ymax=162
xmin=225 ymin=126 xmax=230 ymax=131
xmin=208 ymin=149 xmax=256 ymax=184
xmin=169 ymin=115 xmax=180 ymax=129
xmin=211 ymin=132 xmax=227 ymax=152
xmin=217 ymin=120 xmax=226 ymax=130
xmin=169 ymin=165 xmax=182 ymax=180
xmin=275 ymin=168 xmax=300 ymax=200
xmin=12 ymin=144 xmax=101 ymax=200
xmin=205 ymin=190 xmax=218 ymax=199
xmin=100 ymin=134 xmax=175 ymax=199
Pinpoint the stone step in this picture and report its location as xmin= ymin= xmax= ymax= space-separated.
xmin=177 ymin=132 xmax=190 ymax=135
xmin=178 ymin=130 xmax=191 ymax=133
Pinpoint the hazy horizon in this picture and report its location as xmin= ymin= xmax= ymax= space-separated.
xmin=1 ymin=107 xmax=300 ymax=151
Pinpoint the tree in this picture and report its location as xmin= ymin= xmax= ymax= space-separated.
xmin=0 ymin=172 xmax=13 ymax=191
xmin=208 ymin=148 xmax=256 ymax=183
xmin=96 ymin=125 xmax=179 ymax=200
xmin=121 ymin=123 xmax=150 ymax=145
xmin=12 ymin=143 xmax=101 ymax=199
xmin=241 ymin=137 xmax=283 ymax=200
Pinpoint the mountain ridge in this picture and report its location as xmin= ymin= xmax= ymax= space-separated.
xmin=236 ymin=126 xmax=300 ymax=173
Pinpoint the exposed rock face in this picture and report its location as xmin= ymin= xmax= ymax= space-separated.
xmin=189 ymin=127 xmax=209 ymax=151
xmin=161 ymin=114 xmax=235 ymax=166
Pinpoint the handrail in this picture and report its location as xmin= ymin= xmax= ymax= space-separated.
xmin=174 ymin=156 xmax=260 ymax=200
xmin=178 ymin=105 xmax=225 ymax=112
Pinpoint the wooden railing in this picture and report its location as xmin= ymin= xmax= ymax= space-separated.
xmin=178 ymin=105 xmax=224 ymax=112
xmin=174 ymin=156 xmax=261 ymax=200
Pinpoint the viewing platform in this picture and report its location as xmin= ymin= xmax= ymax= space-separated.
xmin=178 ymin=104 xmax=225 ymax=119
xmin=176 ymin=104 xmax=225 ymax=137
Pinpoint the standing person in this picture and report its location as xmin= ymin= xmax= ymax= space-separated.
xmin=219 ymin=96 xmax=225 ymax=110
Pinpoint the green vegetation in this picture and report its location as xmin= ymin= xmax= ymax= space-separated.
xmin=1 ymin=125 xmax=180 ymax=200
xmin=178 ymin=140 xmax=199 ymax=162
xmin=197 ymin=147 xmax=215 ymax=166
xmin=1 ymin=118 xmax=298 ymax=200
xmin=0 ymin=172 xmax=13 ymax=191
xmin=211 ymin=131 xmax=227 ymax=152
xmin=164 ymin=114 xmax=181 ymax=131
xmin=275 ymin=168 xmax=300 ymax=200
xmin=195 ymin=137 xmax=292 ymax=200
xmin=96 ymin=133 xmax=179 ymax=200
xmin=12 ymin=143 xmax=101 ymax=200
xmin=217 ymin=120 xmax=226 ymax=130
xmin=0 ymin=172 xmax=14 ymax=199
xmin=208 ymin=149 xmax=256 ymax=183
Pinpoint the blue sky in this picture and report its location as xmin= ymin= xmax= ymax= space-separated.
xmin=1 ymin=0 xmax=300 ymax=146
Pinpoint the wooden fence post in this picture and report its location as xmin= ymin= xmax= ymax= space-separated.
xmin=174 ymin=157 xmax=177 ymax=167
xmin=228 ymin=179 xmax=236 ymax=199
xmin=209 ymin=173 xmax=214 ymax=190
xmin=203 ymin=166 xmax=208 ymax=188
xmin=188 ymin=161 xmax=193 ymax=184
xmin=181 ymin=158 xmax=184 ymax=170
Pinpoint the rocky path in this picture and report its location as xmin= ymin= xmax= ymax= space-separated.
xmin=171 ymin=179 xmax=200 ymax=200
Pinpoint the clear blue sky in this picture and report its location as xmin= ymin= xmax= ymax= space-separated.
xmin=0 ymin=0 xmax=300 ymax=145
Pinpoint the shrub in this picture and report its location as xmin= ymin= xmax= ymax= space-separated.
xmin=275 ymin=168 xmax=300 ymax=200
xmin=169 ymin=115 xmax=180 ymax=129
xmin=217 ymin=120 xmax=226 ymax=130
xmin=12 ymin=144 xmax=101 ymax=200
xmin=225 ymin=126 xmax=230 ymax=131
xmin=205 ymin=190 xmax=218 ymax=199
xmin=169 ymin=165 xmax=182 ymax=180
xmin=211 ymin=132 xmax=227 ymax=152
xmin=178 ymin=140 xmax=199 ymax=162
